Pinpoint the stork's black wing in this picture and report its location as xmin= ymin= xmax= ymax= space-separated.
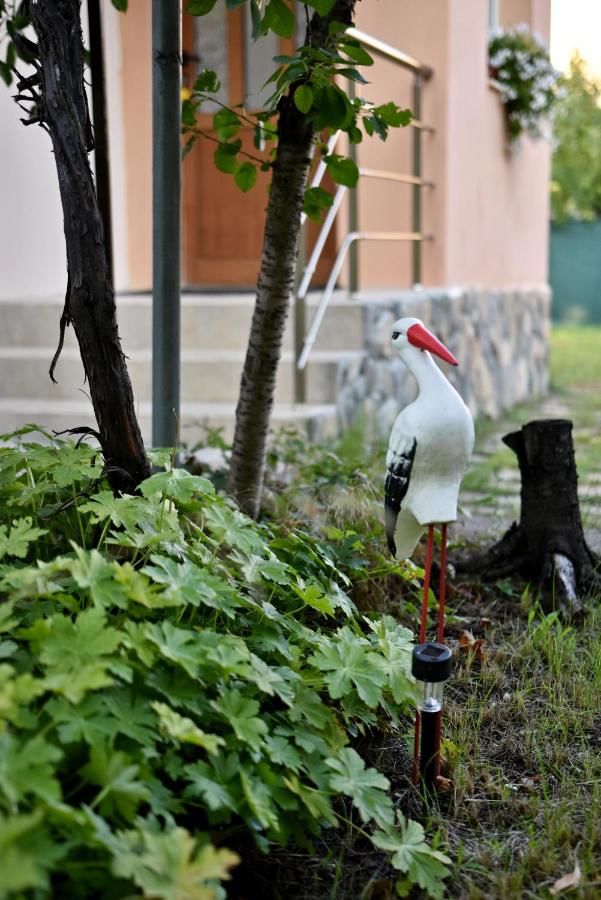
xmin=384 ymin=437 xmax=417 ymax=556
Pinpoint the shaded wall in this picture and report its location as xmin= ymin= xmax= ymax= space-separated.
xmin=353 ymin=0 xmax=551 ymax=290
xmin=550 ymin=221 xmax=601 ymax=323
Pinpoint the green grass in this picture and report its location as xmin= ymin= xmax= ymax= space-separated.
xmin=550 ymin=325 xmax=601 ymax=391
xmin=430 ymin=324 xmax=601 ymax=898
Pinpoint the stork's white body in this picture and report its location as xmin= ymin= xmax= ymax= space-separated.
xmin=386 ymin=319 xmax=474 ymax=559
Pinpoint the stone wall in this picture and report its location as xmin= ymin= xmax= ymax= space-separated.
xmin=336 ymin=286 xmax=551 ymax=435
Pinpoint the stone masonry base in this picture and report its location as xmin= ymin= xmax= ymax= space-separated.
xmin=336 ymin=286 xmax=551 ymax=436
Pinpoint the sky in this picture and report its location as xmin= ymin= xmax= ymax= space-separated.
xmin=550 ymin=0 xmax=601 ymax=75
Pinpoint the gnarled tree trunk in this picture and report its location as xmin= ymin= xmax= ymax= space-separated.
xmin=30 ymin=0 xmax=150 ymax=492
xmin=456 ymin=419 xmax=598 ymax=615
xmin=228 ymin=0 xmax=357 ymax=519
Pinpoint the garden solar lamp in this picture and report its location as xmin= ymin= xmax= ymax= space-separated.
xmin=411 ymin=641 xmax=452 ymax=794
xmin=383 ymin=317 xmax=473 ymax=792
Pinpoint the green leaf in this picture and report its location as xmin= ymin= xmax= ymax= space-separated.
xmin=111 ymin=0 xmax=128 ymax=11
xmin=82 ymin=745 xmax=149 ymax=822
xmin=304 ymin=0 xmax=336 ymax=14
xmin=309 ymin=627 xmax=387 ymax=707
xmin=336 ymin=66 xmax=369 ymax=84
xmin=225 ymin=0 xmax=247 ymax=8
xmin=79 ymin=491 xmax=152 ymax=531
xmin=0 ymin=60 xmax=12 ymax=87
xmin=340 ymin=41 xmax=374 ymax=66
xmin=234 ymin=161 xmax=258 ymax=192
xmin=213 ymin=107 xmax=241 ymax=141
xmin=32 ymin=608 xmax=124 ymax=704
xmin=262 ymin=0 xmax=295 ymax=39
xmin=203 ymin=503 xmax=265 ymax=555
xmin=372 ymin=813 xmax=451 ymax=899
xmin=373 ymin=101 xmax=413 ymax=128
xmin=142 ymin=555 xmax=240 ymax=616
xmin=0 ymin=517 xmax=46 ymax=560
xmin=211 ymin=688 xmax=267 ymax=750
xmin=110 ymin=824 xmax=239 ymax=899
xmin=284 ymin=774 xmax=336 ymax=825
xmin=0 ymin=734 xmax=62 ymax=806
xmin=214 ymin=140 xmax=241 ymax=174
xmin=144 ymin=621 xmax=201 ymax=679
xmin=70 ymin=546 xmax=128 ymax=610
xmin=325 ymin=153 xmax=359 ymax=188
xmin=326 ymin=747 xmax=393 ymax=827
xmin=303 ymin=185 xmax=334 ymax=222
xmin=182 ymin=98 xmax=197 ymax=128
xmin=152 ymin=702 xmax=225 ymax=754
xmin=240 ymin=769 xmax=279 ymax=830
xmin=187 ymin=0 xmax=218 ymax=14
xmin=312 ymin=83 xmax=353 ymax=130
xmin=294 ymin=84 xmax=314 ymax=114
xmin=184 ymin=762 xmax=237 ymax=812
xmin=250 ymin=0 xmax=262 ymax=40
xmin=0 ymin=811 xmax=53 ymax=893
xmin=193 ymin=69 xmax=220 ymax=93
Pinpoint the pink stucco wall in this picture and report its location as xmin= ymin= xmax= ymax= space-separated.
xmin=353 ymin=0 xmax=551 ymax=289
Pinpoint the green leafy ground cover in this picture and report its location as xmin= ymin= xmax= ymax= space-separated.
xmin=1 ymin=325 xmax=599 ymax=899
xmin=0 ymin=429 xmax=448 ymax=898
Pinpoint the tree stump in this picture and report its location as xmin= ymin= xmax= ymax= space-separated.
xmin=455 ymin=420 xmax=598 ymax=614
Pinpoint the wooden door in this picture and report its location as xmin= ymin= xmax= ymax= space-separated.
xmin=182 ymin=7 xmax=336 ymax=289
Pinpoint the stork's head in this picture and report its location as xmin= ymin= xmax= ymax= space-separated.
xmin=391 ymin=317 xmax=458 ymax=366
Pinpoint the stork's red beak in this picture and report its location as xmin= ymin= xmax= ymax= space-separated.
xmin=407 ymin=323 xmax=459 ymax=366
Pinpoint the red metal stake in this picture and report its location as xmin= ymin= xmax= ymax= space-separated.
xmin=413 ymin=525 xmax=435 ymax=783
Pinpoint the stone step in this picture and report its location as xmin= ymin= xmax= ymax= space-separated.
xmin=0 ymin=398 xmax=338 ymax=445
xmin=0 ymin=292 xmax=365 ymax=353
xmin=0 ymin=347 xmax=362 ymax=405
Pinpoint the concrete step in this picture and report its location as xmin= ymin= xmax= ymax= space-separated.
xmin=0 ymin=398 xmax=338 ymax=445
xmin=0 ymin=347 xmax=363 ymax=406
xmin=0 ymin=292 xmax=365 ymax=353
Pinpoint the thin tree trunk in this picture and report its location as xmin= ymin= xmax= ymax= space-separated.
xmin=455 ymin=419 xmax=598 ymax=615
xmin=228 ymin=0 xmax=357 ymax=518
xmin=30 ymin=0 xmax=150 ymax=492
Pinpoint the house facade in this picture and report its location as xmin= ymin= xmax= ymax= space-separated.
xmin=0 ymin=0 xmax=551 ymax=441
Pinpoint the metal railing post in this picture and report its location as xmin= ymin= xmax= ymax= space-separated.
xmin=348 ymin=81 xmax=359 ymax=295
xmin=294 ymin=226 xmax=307 ymax=404
xmin=412 ymin=73 xmax=422 ymax=287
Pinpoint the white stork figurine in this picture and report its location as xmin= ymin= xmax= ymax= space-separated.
xmin=385 ymin=316 xmax=474 ymax=568
xmin=385 ymin=316 xmax=474 ymax=787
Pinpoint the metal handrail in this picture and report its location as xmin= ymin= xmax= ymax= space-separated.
xmin=345 ymin=27 xmax=433 ymax=79
xmin=297 ymin=231 xmax=433 ymax=371
xmin=293 ymin=29 xmax=434 ymax=396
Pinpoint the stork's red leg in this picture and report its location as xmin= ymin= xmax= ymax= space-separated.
xmin=437 ymin=522 xmax=448 ymax=643
xmin=419 ymin=524 xmax=435 ymax=643
xmin=433 ymin=522 xmax=448 ymax=779
xmin=414 ymin=524 xmax=435 ymax=783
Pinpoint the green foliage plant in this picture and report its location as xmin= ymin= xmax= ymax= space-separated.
xmin=0 ymin=430 xmax=449 ymax=898
xmin=488 ymin=24 xmax=560 ymax=142
xmin=182 ymin=0 xmax=411 ymax=221
xmin=550 ymin=53 xmax=601 ymax=224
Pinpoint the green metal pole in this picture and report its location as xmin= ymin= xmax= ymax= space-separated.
xmin=412 ymin=74 xmax=422 ymax=287
xmin=152 ymin=0 xmax=181 ymax=448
